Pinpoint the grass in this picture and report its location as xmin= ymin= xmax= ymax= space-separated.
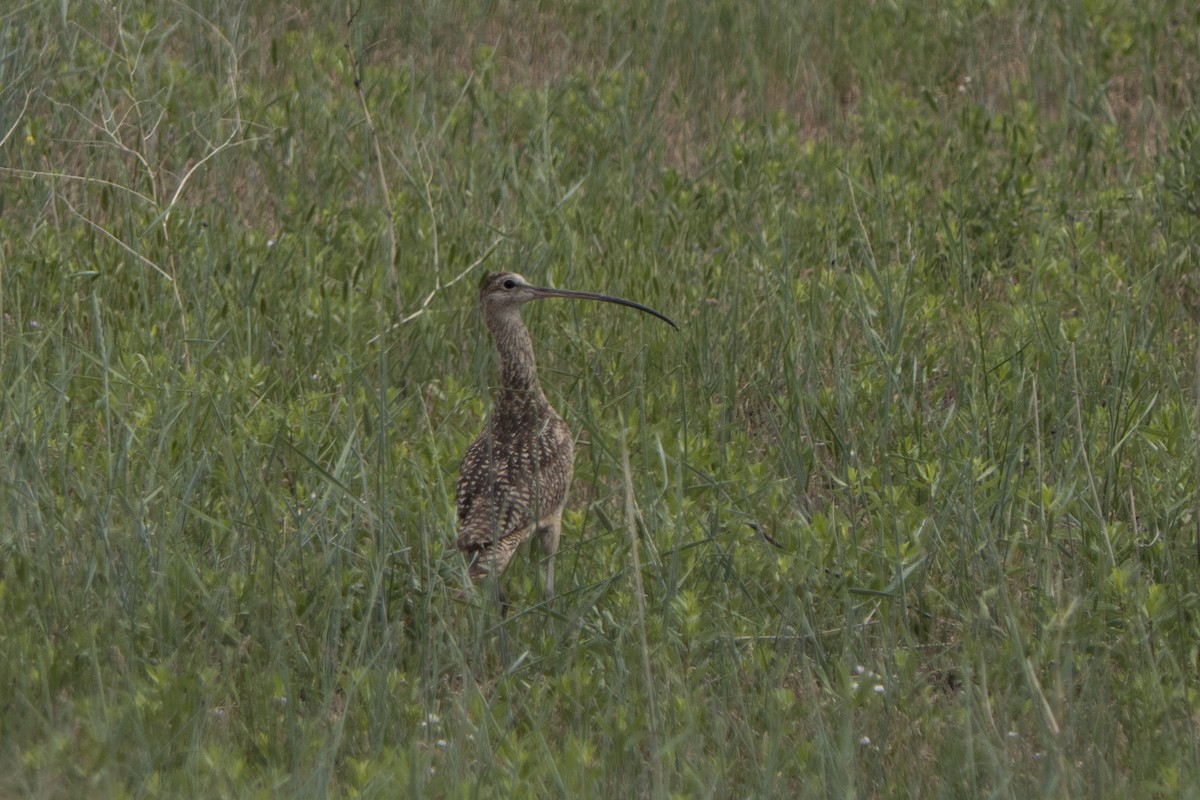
xmin=3 ymin=0 xmax=1200 ymax=796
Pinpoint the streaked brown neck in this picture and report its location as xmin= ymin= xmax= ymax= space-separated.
xmin=487 ymin=306 xmax=548 ymax=407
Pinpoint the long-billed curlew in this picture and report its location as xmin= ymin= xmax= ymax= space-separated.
xmin=456 ymin=271 xmax=676 ymax=610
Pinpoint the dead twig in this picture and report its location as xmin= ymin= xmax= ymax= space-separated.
xmin=345 ymin=2 xmax=401 ymax=320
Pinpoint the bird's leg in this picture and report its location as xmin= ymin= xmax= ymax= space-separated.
xmin=495 ymin=589 xmax=510 ymax=666
xmin=535 ymin=511 xmax=563 ymax=599
xmin=485 ymin=574 xmax=511 ymax=664
xmin=482 ymin=568 xmax=510 ymax=619
xmin=497 ymin=587 xmax=511 ymax=620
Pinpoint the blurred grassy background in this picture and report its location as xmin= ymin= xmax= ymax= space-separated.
xmin=3 ymin=1 xmax=1200 ymax=796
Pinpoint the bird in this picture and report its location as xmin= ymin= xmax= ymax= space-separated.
xmin=455 ymin=271 xmax=676 ymax=612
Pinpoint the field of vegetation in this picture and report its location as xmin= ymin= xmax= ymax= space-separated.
xmin=3 ymin=0 xmax=1200 ymax=796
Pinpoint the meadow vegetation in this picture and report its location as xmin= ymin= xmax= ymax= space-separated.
xmin=3 ymin=0 xmax=1200 ymax=796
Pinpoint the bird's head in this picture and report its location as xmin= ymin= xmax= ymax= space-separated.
xmin=478 ymin=271 xmax=677 ymax=328
xmin=479 ymin=271 xmax=541 ymax=313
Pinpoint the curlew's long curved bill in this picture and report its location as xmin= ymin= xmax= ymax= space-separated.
xmin=528 ymin=285 xmax=678 ymax=329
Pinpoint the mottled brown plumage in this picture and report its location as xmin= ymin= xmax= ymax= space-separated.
xmin=456 ymin=271 xmax=676 ymax=605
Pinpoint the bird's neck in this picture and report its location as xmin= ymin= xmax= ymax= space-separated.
xmin=489 ymin=311 xmax=548 ymax=407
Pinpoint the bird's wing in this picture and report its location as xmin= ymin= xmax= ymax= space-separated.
xmin=454 ymin=430 xmax=531 ymax=552
xmin=455 ymin=416 xmax=573 ymax=554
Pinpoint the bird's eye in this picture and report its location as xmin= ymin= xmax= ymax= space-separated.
xmin=502 ymin=279 xmax=516 ymax=289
